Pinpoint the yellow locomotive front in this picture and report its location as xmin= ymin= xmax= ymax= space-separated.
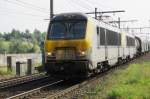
xmin=44 ymin=13 xmax=92 ymax=78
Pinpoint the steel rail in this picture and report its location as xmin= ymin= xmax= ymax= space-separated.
xmin=0 ymin=73 xmax=48 ymax=89
xmin=47 ymin=84 xmax=80 ymax=99
xmin=6 ymin=80 xmax=64 ymax=99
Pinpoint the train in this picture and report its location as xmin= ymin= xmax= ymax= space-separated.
xmin=44 ymin=13 xmax=150 ymax=78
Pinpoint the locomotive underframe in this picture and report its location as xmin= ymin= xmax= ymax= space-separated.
xmin=45 ymin=60 xmax=90 ymax=78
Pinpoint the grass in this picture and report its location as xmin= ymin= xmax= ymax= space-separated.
xmin=108 ymin=62 xmax=150 ymax=99
xmin=0 ymin=66 xmax=12 ymax=75
xmin=0 ymin=63 xmax=43 ymax=76
xmin=83 ymin=62 xmax=150 ymax=99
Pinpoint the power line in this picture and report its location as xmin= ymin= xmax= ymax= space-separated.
xmin=3 ymin=0 xmax=49 ymax=13
xmin=64 ymin=2 xmax=77 ymax=10
xmin=86 ymin=10 xmax=125 ymax=14
xmin=0 ymin=13 xmax=46 ymax=22
xmin=79 ymin=0 xmax=94 ymax=9
xmin=15 ymin=0 xmax=49 ymax=11
xmin=71 ymin=0 xmax=92 ymax=11
xmin=109 ymin=20 xmax=138 ymax=23
xmin=64 ymin=0 xmax=86 ymax=11
xmin=0 ymin=9 xmax=47 ymax=18
xmin=121 ymin=27 xmax=150 ymax=29
xmin=85 ymin=0 xmax=116 ymax=11
xmin=62 ymin=0 xmax=91 ymax=12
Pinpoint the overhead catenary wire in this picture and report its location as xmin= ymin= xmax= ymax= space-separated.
xmin=79 ymin=0 xmax=94 ymax=9
xmin=63 ymin=0 xmax=87 ymax=12
xmin=0 ymin=8 xmax=48 ymax=18
xmin=70 ymin=0 xmax=92 ymax=11
xmin=15 ymin=0 xmax=49 ymax=11
xmin=0 ymin=11 xmax=49 ymax=22
xmin=84 ymin=0 xmax=124 ymax=20
xmin=63 ymin=2 xmax=80 ymax=12
xmin=3 ymin=0 xmax=49 ymax=13
xmin=85 ymin=0 xmax=116 ymax=11
xmin=0 ymin=13 xmax=46 ymax=22
xmin=0 ymin=12 xmax=47 ymax=18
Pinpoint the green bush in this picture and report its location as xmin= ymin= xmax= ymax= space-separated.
xmin=0 ymin=29 xmax=46 ymax=54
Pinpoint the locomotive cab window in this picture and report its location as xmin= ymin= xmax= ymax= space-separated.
xmin=47 ymin=21 xmax=87 ymax=40
xmin=70 ymin=22 xmax=86 ymax=38
xmin=48 ymin=23 xmax=66 ymax=39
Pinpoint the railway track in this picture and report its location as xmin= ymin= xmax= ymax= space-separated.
xmin=4 ymin=62 xmax=130 ymax=99
xmin=6 ymin=80 xmax=64 ymax=99
xmin=0 ymin=73 xmax=47 ymax=89
xmin=5 ymin=78 xmax=83 ymax=99
xmin=46 ymin=60 xmax=136 ymax=99
xmin=5 ymin=71 xmax=110 ymax=99
xmin=0 ymin=75 xmax=60 ymax=99
xmin=35 ymin=58 xmax=139 ymax=99
xmin=2 ymin=54 xmax=148 ymax=99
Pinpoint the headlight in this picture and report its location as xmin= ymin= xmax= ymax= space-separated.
xmin=47 ymin=52 xmax=52 ymax=56
xmin=46 ymin=52 xmax=53 ymax=57
xmin=45 ymin=52 xmax=55 ymax=61
xmin=78 ymin=51 xmax=86 ymax=57
xmin=81 ymin=51 xmax=85 ymax=55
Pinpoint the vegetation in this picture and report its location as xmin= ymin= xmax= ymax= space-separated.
xmin=0 ymin=67 xmax=12 ymax=75
xmin=83 ymin=62 xmax=150 ymax=99
xmin=0 ymin=29 xmax=46 ymax=54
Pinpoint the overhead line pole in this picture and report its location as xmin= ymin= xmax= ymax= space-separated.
xmin=109 ymin=20 xmax=138 ymax=23
xmin=109 ymin=19 xmax=138 ymax=29
xmin=86 ymin=9 xmax=125 ymax=28
xmin=86 ymin=10 xmax=125 ymax=14
xmin=95 ymin=8 xmax=98 ymax=19
xmin=121 ymin=27 xmax=150 ymax=38
xmin=121 ymin=27 xmax=150 ymax=30
xmin=50 ymin=0 xmax=54 ymax=20
xmin=118 ymin=17 xmax=121 ymax=29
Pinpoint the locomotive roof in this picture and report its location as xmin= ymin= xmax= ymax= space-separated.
xmin=51 ymin=13 xmax=135 ymax=38
xmin=51 ymin=13 xmax=88 ymax=21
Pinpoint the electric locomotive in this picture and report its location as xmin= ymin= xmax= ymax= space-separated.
xmin=44 ymin=12 xmax=149 ymax=78
xmin=44 ymin=13 xmax=91 ymax=78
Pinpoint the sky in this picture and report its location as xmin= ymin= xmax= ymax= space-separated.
xmin=0 ymin=0 xmax=150 ymax=39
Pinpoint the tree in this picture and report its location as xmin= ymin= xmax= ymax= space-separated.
xmin=10 ymin=29 xmax=21 ymax=40
xmin=3 ymin=33 xmax=10 ymax=41
xmin=30 ymin=44 xmax=41 ymax=53
xmin=33 ymin=29 xmax=42 ymax=45
xmin=23 ymin=29 xmax=32 ymax=42
xmin=9 ymin=40 xmax=20 ymax=53
xmin=0 ymin=33 xmax=2 ymax=38
xmin=0 ymin=33 xmax=4 ymax=40
xmin=0 ymin=40 xmax=9 ymax=54
xmin=25 ymin=29 xmax=30 ymax=34
xmin=41 ymin=32 xmax=46 ymax=41
xmin=0 ymin=28 xmax=45 ymax=53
